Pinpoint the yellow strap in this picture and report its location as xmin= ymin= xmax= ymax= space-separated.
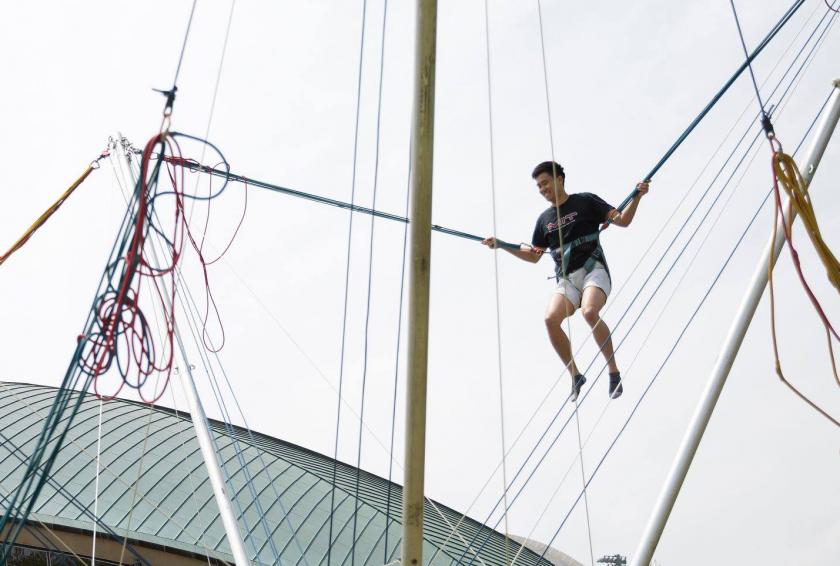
xmin=767 ymin=150 xmax=840 ymax=428
xmin=0 ymin=165 xmax=95 ymax=266
xmin=773 ymin=152 xmax=840 ymax=292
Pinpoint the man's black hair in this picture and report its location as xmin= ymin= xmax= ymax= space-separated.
xmin=531 ymin=161 xmax=565 ymax=180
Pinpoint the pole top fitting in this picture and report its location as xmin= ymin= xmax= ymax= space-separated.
xmin=153 ymin=86 xmax=178 ymax=116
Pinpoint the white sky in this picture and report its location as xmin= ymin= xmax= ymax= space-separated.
xmin=1 ymin=1 xmax=839 ymax=565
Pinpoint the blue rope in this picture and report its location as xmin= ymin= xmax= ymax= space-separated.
xmin=352 ymin=0 xmax=390 ymax=564
xmin=328 ymin=0 xmax=369 ymax=563
xmin=610 ymin=0 xmax=806 ymax=217
xmin=455 ymin=7 xmax=837 ymax=560
xmin=535 ymin=89 xmax=833 ymax=560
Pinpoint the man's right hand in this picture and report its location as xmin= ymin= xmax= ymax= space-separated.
xmin=481 ymin=236 xmax=500 ymax=249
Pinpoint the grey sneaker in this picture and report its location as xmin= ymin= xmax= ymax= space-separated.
xmin=570 ymin=374 xmax=586 ymax=402
xmin=609 ymin=372 xmax=623 ymax=399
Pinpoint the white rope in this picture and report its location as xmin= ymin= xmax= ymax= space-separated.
xmin=572 ymin=407 xmax=594 ymax=566
xmin=535 ymin=0 xmax=596 ymax=557
xmin=91 ymin=398 xmax=104 ymax=566
xmin=0 ymin=480 xmax=88 ymax=564
xmin=504 ymin=33 xmax=832 ymax=559
xmin=482 ymin=0 xmax=511 ymax=561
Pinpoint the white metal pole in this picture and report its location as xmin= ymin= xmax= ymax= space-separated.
xmin=178 ymin=349 xmax=252 ymax=566
xmin=401 ymin=2 xmax=437 ymax=566
xmin=630 ymin=79 xmax=840 ymax=566
xmin=115 ymin=139 xmax=251 ymax=566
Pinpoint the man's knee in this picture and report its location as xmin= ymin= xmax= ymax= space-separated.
xmin=581 ymin=306 xmax=601 ymax=327
xmin=545 ymin=309 xmax=567 ymax=328
xmin=545 ymin=300 xmax=573 ymax=327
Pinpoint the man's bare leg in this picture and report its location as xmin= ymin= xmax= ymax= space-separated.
xmin=545 ymin=293 xmax=581 ymax=377
xmin=580 ymin=286 xmax=618 ymax=372
xmin=580 ymin=286 xmax=622 ymax=397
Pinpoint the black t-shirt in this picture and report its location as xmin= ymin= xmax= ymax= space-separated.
xmin=531 ymin=192 xmax=614 ymax=275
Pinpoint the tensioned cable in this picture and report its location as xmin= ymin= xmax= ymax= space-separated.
xmin=507 ymin=61 xmax=826 ymax=565
xmin=187 ymin=0 xmax=236 ymax=223
xmin=108 ymin=145 xmax=215 ymax=565
xmin=123 ymin=147 xmax=307 ymax=564
xmin=158 ymin=7 xmax=826 ymax=516
xmin=533 ymin=91 xmax=834 ymax=561
xmin=164 ymin=0 xmax=796 ymax=249
xmin=171 ymin=0 xmax=199 ymax=88
xmin=384 ymin=148 xmax=411 ymax=563
xmin=519 ymin=3 xmax=840 ymax=534
xmin=91 ymin=399 xmax=103 ymax=565
xmin=0 ymin=380 xmax=196 ymax=562
xmin=117 ymin=406 xmax=163 ymax=565
xmin=117 ymin=144 xmax=265 ymax=561
xmin=609 ymin=0 xmax=807 ymax=214
xmin=111 ymin=143 xmax=230 ymax=563
xmin=329 ymin=0 xmax=370 ymax=562
xmin=469 ymin=92 xmax=821 ymax=566
xmin=172 ymin=264 xmax=300 ymax=563
xmin=351 ymin=1 xmax=389 ymax=563
xmin=535 ymin=0 xmax=595 ymax=559
xmin=0 ymin=424 xmax=153 ymax=566
xmin=424 ymin=1 xmax=826 ymax=549
xmin=457 ymin=7 xmax=838 ymax=561
xmin=2 ymin=0 xmax=203 ymax=550
xmin=482 ymin=0 xmax=512 ymax=561
xmin=0 ymin=206 xmax=135 ymax=558
xmin=0 ymin=473 xmax=98 ymax=564
xmin=729 ymin=0 xmax=773 ymax=135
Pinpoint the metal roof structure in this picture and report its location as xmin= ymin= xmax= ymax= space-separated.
xmin=0 ymin=382 xmax=553 ymax=566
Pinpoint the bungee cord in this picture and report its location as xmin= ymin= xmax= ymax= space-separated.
xmin=0 ymin=3 xmax=246 ymax=553
xmin=507 ymin=57 xmax=830 ymax=566
xmin=454 ymin=6 xmax=838 ymax=560
xmin=421 ymin=2 xmax=828 ymax=550
xmin=109 ymin=145 xmax=235 ymax=564
xmin=119 ymin=144 xmax=310 ymax=564
xmin=3 ymin=3 xmax=837 ymax=565
xmin=530 ymin=86 xmax=837 ymax=565
xmin=607 ymin=0 xmax=807 ymax=219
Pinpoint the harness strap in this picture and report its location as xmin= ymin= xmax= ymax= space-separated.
xmin=550 ymin=232 xmax=610 ymax=281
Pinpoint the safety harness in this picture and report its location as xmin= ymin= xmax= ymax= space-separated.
xmin=549 ymin=232 xmax=610 ymax=282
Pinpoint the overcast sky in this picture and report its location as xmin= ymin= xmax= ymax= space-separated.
xmin=1 ymin=1 xmax=839 ymax=565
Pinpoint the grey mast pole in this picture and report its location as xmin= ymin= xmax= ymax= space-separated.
xmin=630 ymin=79 xmax=840 ymax=566
xmin=402 ymin=2 xmax=438 ymax=566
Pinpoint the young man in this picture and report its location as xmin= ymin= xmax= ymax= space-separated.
xmin=482 ymin=161 xmax=649 ymax=401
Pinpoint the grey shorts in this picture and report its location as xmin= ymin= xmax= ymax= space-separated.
xmin=554 ymin=262 xmax=611 ymax=308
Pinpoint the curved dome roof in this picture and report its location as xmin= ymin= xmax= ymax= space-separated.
xmin=0 ymin=382 xmax=550 ymax=566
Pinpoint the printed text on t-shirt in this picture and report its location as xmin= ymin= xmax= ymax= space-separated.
xmin=546 ymin=211 xmax=578 ymax=232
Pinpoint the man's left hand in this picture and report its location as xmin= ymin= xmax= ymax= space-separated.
xmin=636 ymin=180 xmax=650 ymax=196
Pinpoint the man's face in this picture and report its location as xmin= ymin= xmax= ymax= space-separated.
xmin=535 ymin=172 xmax=564 ymax=204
